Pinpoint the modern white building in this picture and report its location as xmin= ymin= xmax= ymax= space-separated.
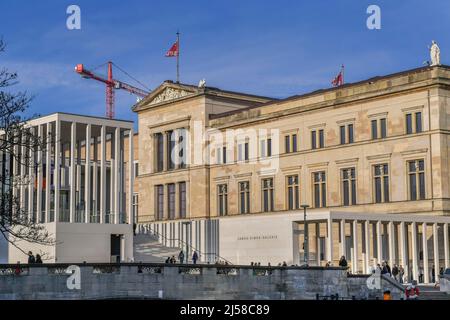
xmin=3 ymin=113 xmax=135 ymax=263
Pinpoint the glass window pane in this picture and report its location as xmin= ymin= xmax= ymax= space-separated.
xmin=415 ymin=112 xmax=422 ymax=133
xmin=419 ymin=173 xmax=425 ymax=199
xmin=314 ymin=184 xmax=320 ymax=207
xmin=319 ymin=130 xmax=324 ymax=148
xmin=348 ymin=124 xmax=354 ymax=143
xmin=371 ymin=120 xmax=378 ymax=139
xmin=285 ymin=135 xmax=290 ymax=153
xmin=406 ymin=114 xmax=412 ymax=134
xmin=292 ymin=134 xmax=297 ymax=152
xmin=410 ymin=174 xmax=417 ymax=200
xmin=245 ymin=142 xmax=249 ymax=160
xmin=267 ymin=139 xmax=272 ymax=156
xmin=343 ymin=180 xmax=349 ymax=205
xmin=311 ymin=131 xmax=316 ymax=149
xmin=418 ymin=160 xmax=424 ymax=171
xmin=409 ymin=161 xmax=416 ymax=172
xmin=375 ymin=177 xmax=381 ymax=203
xmin=340 ymin=126 xmax=346 ymax=144
xmin=380 ymin=118 xmax=387 ymax=138
xmin=383 ymin=177 xmax=389 ymax=202
xmin=351 ymin=180 xmax=357 ymax=205
xmin=321 ymin=183 xmax=326 ymax=207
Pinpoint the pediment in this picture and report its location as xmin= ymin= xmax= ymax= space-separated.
xmin=148 ymin=86 xmax=193 ymax=105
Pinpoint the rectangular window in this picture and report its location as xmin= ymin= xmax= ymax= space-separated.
xmin=341 ymin=168 xmax=357 ymax=206
xmin=132 ymin=193 xmax=139 ymax=223
xmin=415 ymin=112 xmax=422 ymax=133
xmin=285 ymin=134 xmax=298 ymax=153
xmin=239 ymin=181 xmax=250 ymax=214
xmin=167 ymin=131 xmax=175 ymax=170
xmin=179 ymin=182 xmax=186 ymax=218
xmin=371 ymin=120 xmax=378 ymax=139
xmin=380 ymin=118 xmax=387 ymax=138
xmin=348 ymin=124 xmax=354 ymax=143
xmin=373 ymin=164 xmax=389 ymax=203
xmin=217 ymin=184 xmax=228 ymax=216
xmin=408 ymin=160 xmax=425 ymax=200
xmin=178 ymin=129 xmax=186 ymax=168
xmin=406 ymin=114 xmax=413 ymax=134
xmin=319 ymin=129 xmax=324 ymax=148
xmin=311 ymin=131 xmax=317 ymax=149
xmin=267 ymin=138 xmax=272 ymax=157
xmin=262 ymin=178 xmax=274 ymax=212
xmin=156 ymin=185 xmax=164 ymax=220
xmin=287 ymin=175 xmax=300 ymax=210
xmin=340 ymin=126 xmax=346 ymax=145
xmin=313 ymin=171 xmax=326 ymax=208
xmin=156 ymin=133 xmax=164 ymax=172
xmin=216 ymin=147 xmax=227 ymax=164
xmin=222 ymin=146 xmax=227 ymax=164
xmin=168 ymin=183 xmax=175 ymax=219
xmin=292 ymin=134 xmax=297 ymax=152
xmin=285 ymin=135 xmax=290 ymax=153
xmin=237 ymin=142 xmax=249 ymax=162
xmin=406 ymin=112 xmax=422 ymax=134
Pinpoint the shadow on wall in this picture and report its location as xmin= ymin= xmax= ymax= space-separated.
xmin=0 ymin=236 xmax=8 ymax=263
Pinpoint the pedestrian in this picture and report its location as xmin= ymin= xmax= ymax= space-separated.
xmin=392 ymin=264 xmax=399 ymax=281
xmin=14 ymin=263 xmax=22 ymax=275
xmin=192 ymin=251 xmax=198 ymax=264
xmin=35 ymin=254 xmax=43 ymax=264
xmin=405 ymin=280 xmax=420 ymax=300
xmin=170 ymin=255 xmax=176 ymax=264
xmin=178 ymin=250 xmax=185 ymax=264
xmin=399 ymin=265 xmax=405 ymax=283
xmin=165 ymin=257 xmax=170 ymax=264
xmin=431 ymin=265 xmax=436 ymax=283
xmin=282 ymin=261 xmax=287 ymax=267
xmin=338 ymin=256 xmax=348 ymax=268
xmin=27 ymin=251 xmax=35 ymax=264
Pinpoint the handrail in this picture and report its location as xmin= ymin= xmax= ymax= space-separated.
xmin=140 ymin=226 xmax=234 ymax=265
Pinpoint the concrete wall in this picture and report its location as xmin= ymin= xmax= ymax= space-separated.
xmin=0 ymin=264 xmax=403 ymax=300
xmin=8 ymin=223 xmax=133 ymax=264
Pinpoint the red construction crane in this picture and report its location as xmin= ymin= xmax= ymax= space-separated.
xmin=75 ymin=61 xmax=150 ymax=119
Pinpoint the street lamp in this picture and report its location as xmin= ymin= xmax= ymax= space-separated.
xmin=300 ymin=204 xmax=310 ymax=265
xmin=182 ymin=221 xmax=192 ymax=264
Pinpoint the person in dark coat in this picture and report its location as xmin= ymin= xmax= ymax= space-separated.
xmin=178 ymin=250 xmax=185 ymax=264
xmin=192 ymin=251 xmax=198 ymax=264
xmin=35 ymin=254 xmax=43 ymax=264
xmin=338 ymin=256 xmax=348 ymax=268
xmin=27 ymin=251 xmax=35 ymax=264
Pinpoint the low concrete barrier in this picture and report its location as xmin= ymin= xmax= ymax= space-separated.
xmin=0 ymin=263 xmax=403 ymax=300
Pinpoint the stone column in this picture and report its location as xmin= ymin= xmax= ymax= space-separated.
xmin=85 ymin=124 xmax=91 ymax=223
xmin=376 ymin=221 xmax=382 ymax=264
xmin=422 ymin=223 xmax=429 ymax=283
xmin=28 ymin=127 xmax=35 ymax=222
xmin=327 ymin=218 xmax=333 ymax=264
xmin=315 ymin=223 xmax=320 ymax=266
xmin=444 ymin=223 xmax=449 ymax=269
xmin=36 ymin=125 xmax=43 ymax=223
xmin=364 ymin=220 xmax=370 ymax=273
xmin=340 ymin=219 xmax=346 ymax=258
xmin=388 ymin=221 xmax=395 ymax=267
xmin=400 ymin=221 xmax=408 ymax=280
xmin=433 ymin=223 xmax=439 ymax=282
xmin=45 ymin=123 xmax=52 ymax=222
xmin=70 ymin=122 xmax=76 ymax=223
xmin=352 ymin=220 xmax=358 ymax=273
xmin=54 ymin=119 xmax=61 ymax=222
xmin=114 ymin=128 xmax=120 ymax=224
xmin=100 ymin=125 xmax=106 ymax=224
xmin=163 ymin=131 xmax=168 ymax=171
xmin=19 ymin=134 xmax=26 ymax=211
xmin=110 ymin=158 xmax=115 ymax=223
xmin=411 ymin=222 xmax=419 ymax=281
xmin=128 ymin=128 xmax=134 ymax=225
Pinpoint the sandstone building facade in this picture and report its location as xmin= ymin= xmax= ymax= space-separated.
xmin=133 ymin=66 xmax=450 ymax=283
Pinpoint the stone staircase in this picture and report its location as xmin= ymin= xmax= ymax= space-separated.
xmin=133 ymin=233 xmax=182 ymax=263
xmin=417 ymin=285 xmax=450 ymax=300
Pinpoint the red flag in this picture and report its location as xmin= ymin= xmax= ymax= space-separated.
xmin=331 ymin=66 xmax=344 ymax=87
xmin=165 ymin=40 xmax=179 ymax=57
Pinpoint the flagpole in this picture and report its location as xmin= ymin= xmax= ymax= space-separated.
xmin=176 ymin=31 xmax=180 ymax=83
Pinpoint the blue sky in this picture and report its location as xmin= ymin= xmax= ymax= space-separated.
xmin=0 ymin=0 xmax=449 ymax=127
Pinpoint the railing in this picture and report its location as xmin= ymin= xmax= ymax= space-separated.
xmin=142 ymin=225 xmax=234 ymax=265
